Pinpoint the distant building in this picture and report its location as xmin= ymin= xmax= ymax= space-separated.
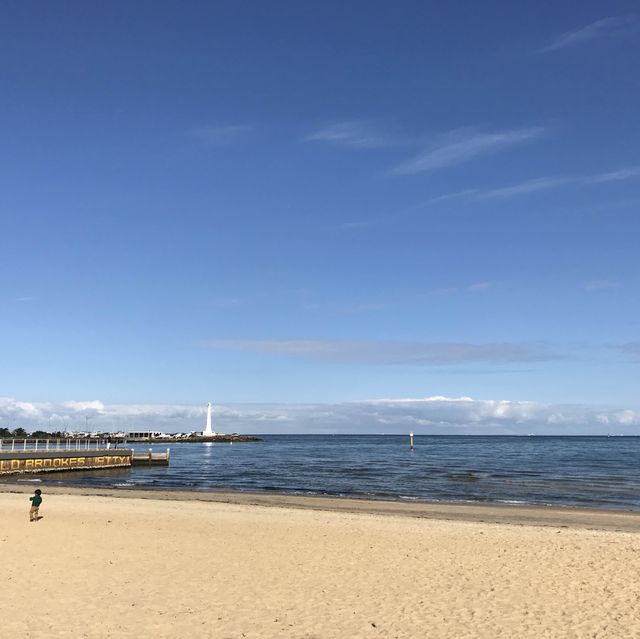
xmin=127 ymin=431 xmax=164 ymax=440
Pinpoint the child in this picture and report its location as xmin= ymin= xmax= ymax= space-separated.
xmin=29 ymin=489 xmax=42 ymax=522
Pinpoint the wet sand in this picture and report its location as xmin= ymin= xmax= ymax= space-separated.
xmin=4 ymin=483 xmax=640 ymax=531
xmin=1 ymin=485 xmax=639 ymax=638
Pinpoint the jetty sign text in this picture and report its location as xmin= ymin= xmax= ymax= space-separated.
xmin=0 ymin=455 xmax=131 ymax=473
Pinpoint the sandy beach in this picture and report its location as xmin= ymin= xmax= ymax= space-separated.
xmin=2 ymin=487 xmax=640 ymax=638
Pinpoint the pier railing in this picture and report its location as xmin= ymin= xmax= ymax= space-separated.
xmin=0 ymin=438 xmax=115 ymax=453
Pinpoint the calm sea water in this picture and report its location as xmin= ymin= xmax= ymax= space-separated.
xmin=8 ymin=435 xmax=640 ymax=511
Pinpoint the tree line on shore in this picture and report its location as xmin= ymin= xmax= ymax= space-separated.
xmin=0 ymin=428 xmax=66 ymax=439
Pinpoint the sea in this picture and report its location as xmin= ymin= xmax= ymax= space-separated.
xmin=7 ymin=435 xmax=640 ymax=511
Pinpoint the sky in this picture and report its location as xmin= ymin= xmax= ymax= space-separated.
xmin=1 ymin=1 xmax=639 ymax=434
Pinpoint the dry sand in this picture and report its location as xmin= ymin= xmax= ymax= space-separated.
xmin=2 ymin=487 xmax=640 ymax=638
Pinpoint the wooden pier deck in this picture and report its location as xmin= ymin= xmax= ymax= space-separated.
xmin=131 ymin=448 xmax=170 ymax=466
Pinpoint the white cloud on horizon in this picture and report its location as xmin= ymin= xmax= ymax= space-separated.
xmin=540 ymin=15 xmax=638 ymax=53
xmin=1 ymin=395 xmax=639 ymax=435
xmin=391 ymin=127 xmax=544 ymax=175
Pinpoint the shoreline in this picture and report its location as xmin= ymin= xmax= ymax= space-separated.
xmin=3 ymin=481 xmax=640 ymax=532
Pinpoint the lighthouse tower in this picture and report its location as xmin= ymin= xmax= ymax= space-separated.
xmin=203 ymin=402 xmax=215 ymax=437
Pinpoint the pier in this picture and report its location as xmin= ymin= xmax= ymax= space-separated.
xmin=131 ymin=448 xmax=170 ymax=466
xmin=0 ymin=438 xmax=170 ymax=475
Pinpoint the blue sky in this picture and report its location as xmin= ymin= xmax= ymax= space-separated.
xmin=1 ymin=2 xmax=639 ymax=432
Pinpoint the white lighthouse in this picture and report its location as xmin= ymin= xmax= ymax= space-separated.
xmin=203 ymin=402 xmax=215 ymax=437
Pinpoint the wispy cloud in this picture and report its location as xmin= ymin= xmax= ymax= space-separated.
xmin=200 ymin=339 xmax=552 ymax=365
xmin=334 ymin=220 xmax=379 ymax=231
xmin=191 ymin=124 xmax=252 ymax=146
xmin=303 ymin=120 xmax=402 ymax=149
xmin=2 ymin=395 xmax=640 ymax=435
xmin=592 ymin=165 xmax=640 ymax=183
xmin=207 ymin=297 xmax=247 ymax=309
xmin=619 ymin=343 xmax=640 ymax=361
xmin=467 ymin=281 xmax=492 ymax=291
xmin=480 ymin=166 xmax=640 ymax=199
xmin=421 ymin=165 xmax=640 ymax=206
xmin=390 ymin=127 xmax=545 ymax=176
xmin=419 ymin=178 xmax=561 ymax=207
xmin=584 ymin=279 xmax=621 ymax=291
xmin=420 ymin=189 xmax=480 ymax=206
xmin=540 ymin=15 xmax=638 ymax=53
xmin=479 ymin=176 xmax=573 ymax=199
xmin=433 ymin=281 xmax=493 ymax=294
xmin=302 ymin=301 xmax=389 ymax=315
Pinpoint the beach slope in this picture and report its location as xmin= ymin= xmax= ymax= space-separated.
xmin=1 ymin=490 xmax=639 ymax=638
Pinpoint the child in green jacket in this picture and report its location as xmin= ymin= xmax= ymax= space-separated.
xmin=29 ymin=489 xmax=42 ymax=522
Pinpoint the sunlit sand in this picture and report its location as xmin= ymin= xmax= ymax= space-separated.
xmin=2 ymin=488 xmax=639 ymax=638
